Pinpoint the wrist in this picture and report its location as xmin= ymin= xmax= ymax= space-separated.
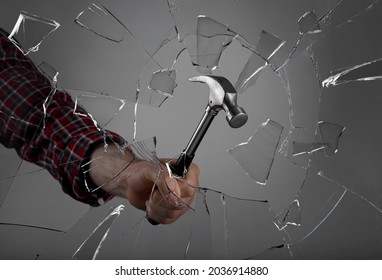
xmin=88 ymin=142 xmax=135 ymax=197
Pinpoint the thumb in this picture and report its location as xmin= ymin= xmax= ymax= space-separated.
xmin=164 ymin=174 xmax=182 ymax=204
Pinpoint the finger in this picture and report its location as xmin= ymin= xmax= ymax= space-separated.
xmin=145 ymin=197 xmax=188 ymax=225
xmin=154 ymin=168 xmax=183 ymax=206
xmin=183 ymin=163 xmax=200 ymax=188
xmin=149 ymin=184 xmax=187 ymax=211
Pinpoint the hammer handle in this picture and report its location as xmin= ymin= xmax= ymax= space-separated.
xmin=170 ymin=106 xmax=217 ymax=177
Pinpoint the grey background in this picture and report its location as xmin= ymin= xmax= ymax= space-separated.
xmin=0 ymin=0 xmax=382 ymax=259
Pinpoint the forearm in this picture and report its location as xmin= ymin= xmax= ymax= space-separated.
xmin=0 ymin=27 xmax=127 ymax=206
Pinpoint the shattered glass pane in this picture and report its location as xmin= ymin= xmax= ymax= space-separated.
xmin=2 ymin=0 xmax=382 ymax=260
xmin=75 ymin=3 xmax=126 ymax=43
xmin=73 ymin=205 xmax=124 ymax=260
xmin=8 ymin=11 xmax=60 ymax=55
xmin=228 ymin=119 xmax=283 ymax=185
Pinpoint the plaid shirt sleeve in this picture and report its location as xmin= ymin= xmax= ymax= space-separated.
xmin=0 ymin=28 xmax=127 ymax=206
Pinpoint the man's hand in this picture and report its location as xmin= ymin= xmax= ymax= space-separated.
xmin=89 ymin=143 xmax=199 ymax=224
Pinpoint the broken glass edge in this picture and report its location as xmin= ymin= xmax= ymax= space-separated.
xmin=72 ymin=91 xmax=127 ymax=132
xmin=317 ymin=121 xmax=346 ymax=157
xmin=273 ymin=199 xmax=301 ymax=231
xmin=318 ymin=171 xmax=382 ymax=214
xmin=96 ymin=0 xmax=174 ymax=74
xmin=322 ymin=57 xmax=382 ymax=88
xmin=38 ymin=61 xmax=59 ymax=85
xmin=298 ymin=10 xmax=322 ymax=35
xmin=0 ymin=87 xmax=58 ymax=208
xmin=8 ymin=11 xmax=60 ymax=56
xmin=74 ymin=3 xmax=127 ymax=43
xmin=0 ymin=222 xmax=65 ymax=233
xmin=227 ymin=119 xmax=283 ymax=185
xmin=147 ymin=68 xmax=177 ymax=97
xmin=2 ymin=0 xmax=380 ymax=260
xmin=274 ymin=0 xmax=348 ymax=72
xmin=133 ymin=45 xmax=186 ymax=139
xmin=72 ymin=204 xmax=125 ymax=260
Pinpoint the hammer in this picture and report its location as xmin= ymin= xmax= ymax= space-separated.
xmin=169 ymin=75 xmax=248 ymax=178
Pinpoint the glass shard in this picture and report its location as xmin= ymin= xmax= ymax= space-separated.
xmin=279 ymin=128 xmax=316 ymax=169
xmin=8 ymin=11 xmax=60 ymax=55
xmin=235 ymin=54 xmax=267 ymax=94
xmin=38 ymin=62 xmax=59 ymax=85
xmin=292 ymin=142 xmax=326 ymax=156
xmin=72 ymin=205 xmax=125 ymax=260
xmin=148 ymin=69 xmax=177 ymax=97
xmin=298 ymin=11 xmax=321 ymax=34
xmin=98 ymin=0 xmax=177 ymax=55
xmin=228 ymin=119 xmax=283 ymax=185
xmin=322 ymin=58 xmax=382 ymax=88
xmin=75 ymin=3 xmax=126 ymax=43
xmin=194 ymin=16 xmax=236 ymax=73
xmin=71 ymin=89 xmax=126 ymax=130
xmin=235 ymin=30 xmax=285 ymax=93
xmin=317 ymin=121 xmax=345 ymax=156
xmin=255 ymin=30 xmax=286 ymax=61
xmin=170 ymin=0 xmax=237 ymax=42
xmin=274 ymin=199 xmax=301 ymax=230
xmin=134 ymin=31 xmax=183 ymax=108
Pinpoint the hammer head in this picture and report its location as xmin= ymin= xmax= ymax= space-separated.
xmin=189 ymin=75 xmax=248 ymax=128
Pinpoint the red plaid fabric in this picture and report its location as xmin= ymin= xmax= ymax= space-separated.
xmin=0 ymin=28 xmax=126 ymax=206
